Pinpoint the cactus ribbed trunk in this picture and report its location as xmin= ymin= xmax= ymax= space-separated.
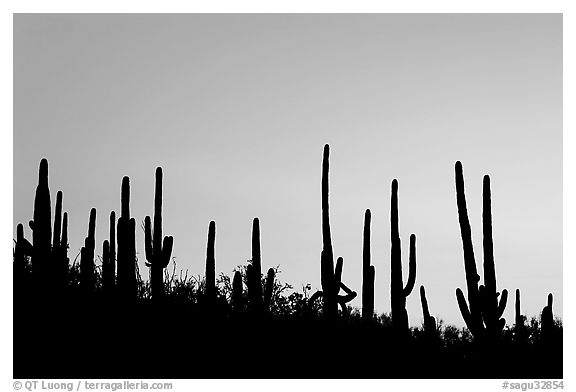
xmin=390 ymin=179 xmax=416 ymax=333
xmin=31 ymin=159 xmax=52 ymax=287
xmin=248 ymin=218 xmax=264 ymax=313
xmin=117 ymin=176 xmax=137 ymax=302
xmin=144 ymin=168 xmax=173 ymax=301
xmin=205 ymin=221 xmax=216 ymax=304
xmin=80 ymin=208 xmax=97 ymax=295
xmin=362 ymin=209 xmax=374 ymax=320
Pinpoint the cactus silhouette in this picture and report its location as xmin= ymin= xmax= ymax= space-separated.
xmin=51 ymin=191 xmax=69 ymax=291
xmin=541 ymin=293 xmax=554 ymax=342
xmin=204 ymin=221 xmax=216 ymax=305
xmin=454 ymin=161 xmax=508 ymax=342
xmin=310 ymin=144 xmax=357 ymax=320
xmin=264 ymin=267 xmax=275 ymax=310
xmin=117 ymin=176 xmax=137 ymax=302
xmin=246 ymin=218 xmax=275 ymax=314
xmin=144 ymin=167 xmax=174 ymax=300
xmin=390 ymin=179 xmax=416 ymax=333
xmin=231 ymin=270 xmax=244 ymax=313
xmin=362 ymin=209 xmax=375 ymax=321
xmin=14 ymin=223 xmax=33 ymax=282
xmin=102 ymin=211 xmax=116 ymax=294
xmin=419 ymin=285 xmax=437 ymax=335
xmin=80 ymin=208 xmax=96 ymax=294
xmin=30 ymin=158 xmax=52 ymax=285
xmin=513 ymin=289 xmax=528 ymax=344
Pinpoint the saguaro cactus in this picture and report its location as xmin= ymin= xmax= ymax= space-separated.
xmin=102 ymin=211 xmax=116 ymax=294
xmin=80 ymin=208 xmax=96 ymax=294
xmin=14 ymin=223 xmax=33 ymax=281
xmin=390 ymin=179 xmax=416 ymax=332
xmin=51 ymin=191 xmax=69 ymax=290
xmin=454 ymin=161 xmax=508 ymax=342
xmin=419 ymin=286 xmax=436 ymax=335
xmin=541 ymin=293 xmax=554 ymax=342
xmin=246 ymin=218 xmax=276 ymax=314
xmin=204 ymin=221 xmax=216 ymax=305
xmin=362 ymin=209 xmax=375 ymax=321
xmin=117 ymin=176 xmax=137 ymax=301
xmin=231 ymin=270 xmax=244 ymax=313
xmin=144 ymin=167 xmax=174 ymax=301
xmin=310 ymin=145 xmax=357 ymax=320
xmin=514 ymin=289 xmax=527 ymax=343
xmin=31 ymin=159 xmax=52 ymax=282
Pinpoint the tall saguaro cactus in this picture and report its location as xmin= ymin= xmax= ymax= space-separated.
xmin=144 ymin=167 xmax=174 ymax=301
xmin=102 ymin=211 xmax=116 ymax=294
xmin=51 ymin=191 xmax=69 ymax=291
xmin=310 ymin=144 xmax=356 ymax=320
xmin=390 ymin=179 xmax=416 ymax=332
xmin=117 ymin=176 xmax=137 ymax=302
xmin=247 ymin=218 xmax=275 ymax=314
xmin=205 ymin=221 xmax=216 ymax=305
xmin=362 ymin=209 xmax=375 ymax=321
xmin=31 ymin=159 xmax=52 ymax=283
xmin=454 ymin=161 xmax=508 ymax=342
xmin=80 ymin=208 xmax=97 ymax=294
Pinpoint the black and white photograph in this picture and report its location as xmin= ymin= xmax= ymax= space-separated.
xmin=11 ymin=12 xmax=565 ymax=381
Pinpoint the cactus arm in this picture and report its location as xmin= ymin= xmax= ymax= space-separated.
xmin=52 ymin=191 xmax=62 ymax=248
xmin=403 ymin=234 xmax=416 ymax=296
xmin=61 ymin=212 xmax=68 ymax=250
xmin=334 ymin=257 xmax=343 ymax=286
xmin=455 ymin=162 xmax=480 ymax=310
xmin=420 ymin=285 xmax=431 ymax=319
xmin=144 ymin=216 xmax=153 ymax=265
xmin=497 ymin=289 xmax=508 ymax=318
xmin=456 ymin=287 xmax=474 ymax=333
xmin=161 ymin=236 xmax=173 ymax=268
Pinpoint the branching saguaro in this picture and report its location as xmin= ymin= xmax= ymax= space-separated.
xmin=310 ymin=144 xmax=356 ymax=320
xmin=117 ymin=176 xmax=137 ymax=302
xmin=362 ymin=209 xmax=375 ymax=321
xmin=247 ymin=218 xmax=275 ymax=314
xmin=144 ymin=167 xmax=174 ymax=301
xmin=390 ymin=179 xmax=416 ymax=333
xmin=454 ymin=161 xmax=508 ymax=342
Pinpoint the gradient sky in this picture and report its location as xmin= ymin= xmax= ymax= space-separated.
xmin=13 ymin=14 xmax=562 ymax=327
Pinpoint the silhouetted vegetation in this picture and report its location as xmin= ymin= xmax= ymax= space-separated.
xmin=13 ymin=146 xmax=562 ymax=379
